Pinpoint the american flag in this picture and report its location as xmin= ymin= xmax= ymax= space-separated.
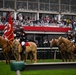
xmin=3 ymin=12 xmax=14 ymax=42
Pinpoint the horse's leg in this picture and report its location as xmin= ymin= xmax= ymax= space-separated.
xmin=23 ymin=53 xmax=27 ymax=62
xmin=70 ymin=52 xmax=74 ymax=62
xmin=4 ymin=52 xmax=10 ymax=64
xmin=19 ymin=54 xmax=21 ymax=61
xmin=7 ymin=53 xmax=10 ymax=64
xmin=64 ymin=51 xmax=68 ymax=62
xmin=14 ymin=54 xmax=18 ymax=61
xmin=32 ymin=52 xmax=37 ymax=63
xmin=25 ymin=53 xmax=28 ymax=62
xmin=63 ymin=52 xmax=67 ymax=62
xmin=60 ymin=52 xmax=65 ymax=62
xmin=29 ymin=52 xmax=33 ymax=63
xmin=16 ymin=52 xmax=21 ymax=61
xmin=67 ymin=52 xmax=71 ymax=62
xmin=4 ymin=52 xmax=8 ymax=64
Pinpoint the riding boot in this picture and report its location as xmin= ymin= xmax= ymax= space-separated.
xmin=22 ymin=45 xmax=26 ymax=54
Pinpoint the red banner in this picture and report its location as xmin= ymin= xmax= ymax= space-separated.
xmin=3 ymin=12 xmax=14 ymax=41
xmin=23 ymin=26 xmax=71 ymax=32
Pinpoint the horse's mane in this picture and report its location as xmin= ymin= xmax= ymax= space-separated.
xmin=55 ymin=39 xmax=58 ymax=44
xmin=13 ymin=39 xmax=19 ymax=42
xmin=59 ymin=36 xmax=71 ymax=45
xmin=12 ymin=39 xmax=20 ymax=45
xmin=62 ymin=36 xmax=71 ymax=43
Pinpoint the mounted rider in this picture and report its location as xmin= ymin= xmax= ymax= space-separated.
xmin=20 ymin=27 xmax=27 ymax=55
xmin=67 ymin=30 xmax=75 ymax=43
xmin=67 ymin=30 xmax=73 ymax=40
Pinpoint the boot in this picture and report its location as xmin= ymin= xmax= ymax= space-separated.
xmin=22 ymin=45 xmax=26 ymax=54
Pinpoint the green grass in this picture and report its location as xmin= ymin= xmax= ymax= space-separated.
xmin=37 ymin=59 xmax=62 ymax=62
xmin=21 ymin=69 xmax=76 ymax=75
xmin=25 ymin=59 xmax=62 ymax=64
xmin=0 ymin=59 xmax=76 ymax=75
xmin=0 ymin=62 xmax=15 ymax=75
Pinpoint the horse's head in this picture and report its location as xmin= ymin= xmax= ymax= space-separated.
xmin=11 ymin=39 xmax=22 ymax=61
xmin=12 ymin=39 xmax=20 ymax=53
xmin=50 ymin=38 xmax=57 ymax=47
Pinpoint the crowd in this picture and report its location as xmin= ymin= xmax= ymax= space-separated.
xmin=0 ymin=13 xmax=76 ymax=30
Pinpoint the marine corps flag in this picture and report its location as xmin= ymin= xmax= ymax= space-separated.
xmin=3 ymin=12 xmax=14 ymax=42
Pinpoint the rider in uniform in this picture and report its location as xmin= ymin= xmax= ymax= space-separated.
xmin=20 ymin=27 xmax=27 ymax=55
xmin=67 ymin=30 xmax=73 ymax=41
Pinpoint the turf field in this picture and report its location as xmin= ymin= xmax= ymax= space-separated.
xmin=0 ymin=59 xmax=76 ymax=75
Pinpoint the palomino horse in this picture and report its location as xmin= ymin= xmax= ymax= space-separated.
xmin=11 ymin=39 xmax=21 ymax=61
xmin=12 ymin=39 xmax=37 ymax=63
xmin=57 ymin=36 xmax=75 ymax=62
xmin=0 ymin=36 xmax=11 ymax=64
xmin=24 ymin=42 xmax=37 ymax=63
xmin=50 ymin=38 xmax=68 ymax=62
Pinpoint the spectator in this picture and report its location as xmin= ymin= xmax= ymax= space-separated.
xmin=43 ymin=39 xmax=49 ymax=47
xmin=73 ymin=21 xmax=76 ymax=30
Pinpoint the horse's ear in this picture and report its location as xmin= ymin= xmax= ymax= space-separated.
xmin=49 ymin=41 xmax=51 ymax=43
xmin=51 ymin=38 xmax=54 ymax=41
xmin=52 ymin=38 xmax=55 ymax=40
xmin=60 ymin=36 xmax=62 ymax=39
xmin=52 ymin=38 xmax=54 ymax=39
xmin=58 ymin=36 xmax=62 ymax=40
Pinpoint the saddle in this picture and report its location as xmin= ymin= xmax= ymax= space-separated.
xmin=21 ymin=42 xmax=30 ymax=46
xmin=25 ymin=42 xmax=30 ymax=46
xmin=20 ymin=42 xmax=30 ymax=55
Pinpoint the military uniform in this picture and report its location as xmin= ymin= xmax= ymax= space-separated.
xmin=20 ymin=29 xmax=27 ymax=55
xmin=20 ymin=31 xmax=26 ymax=42
xmin=67 ymin=34 xmax=73 ymax=41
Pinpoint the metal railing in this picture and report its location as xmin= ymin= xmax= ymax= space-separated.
xmin=0 ymin=47 xmax=59 ymax=60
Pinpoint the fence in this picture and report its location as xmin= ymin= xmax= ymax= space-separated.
xmin=0 ymin=47 xmax=61 ymax=60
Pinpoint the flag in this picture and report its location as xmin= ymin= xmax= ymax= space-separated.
xmin=3 ymin=12 xmax=14 ymax=42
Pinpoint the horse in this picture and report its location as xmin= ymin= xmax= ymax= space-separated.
xmin=11 ymin=39 xmax=21 ymax=61
xmin=0 ymin=36 xmax=11 ymax=64
xmin=12 ymin=39 xmax=37 ymax=63
xmin=50 ymin=38 xmax=68 ymax=62
xmin=57 ymin=36 xmax=75 ymax=62
xmin=24 ymin=42 xmax=37 ymax=63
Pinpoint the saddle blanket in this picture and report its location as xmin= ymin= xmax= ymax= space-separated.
xmin=25 ymin=42 xmax=30 ymax=46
